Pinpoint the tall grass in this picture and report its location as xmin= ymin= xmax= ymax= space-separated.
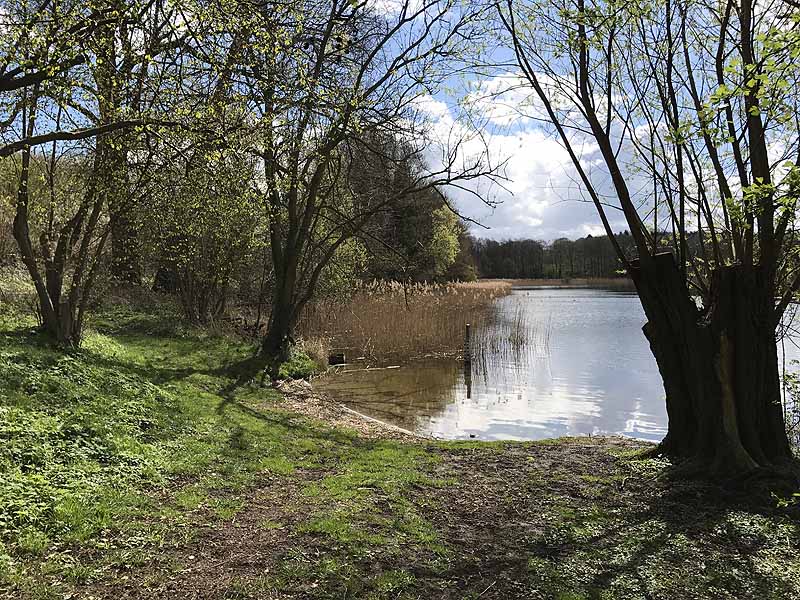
xmin=468 ymin=302 xmax=552 ymax=380
xmin=297 ymin=280 xmax=512 ymax=362
xmin=471 ymin=303 xmax=551 ymax=357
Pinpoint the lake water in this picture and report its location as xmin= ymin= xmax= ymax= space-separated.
xmin=317 ymin=287 xmax=672 ymax=442
xmin=317 ymin=287 xmax=800 ymax=442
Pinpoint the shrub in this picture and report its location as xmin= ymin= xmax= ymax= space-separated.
xmin=277 ymin=348 xmax=322 ymax=380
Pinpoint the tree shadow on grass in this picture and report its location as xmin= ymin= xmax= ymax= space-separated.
xmin=411 ymin=446 xmax=800 ymax=599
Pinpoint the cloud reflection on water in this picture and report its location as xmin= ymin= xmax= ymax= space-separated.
xmin=318 ymin=288 xmax=671 ymax=441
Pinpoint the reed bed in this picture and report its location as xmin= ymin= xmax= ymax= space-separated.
xmin=468 ymin=301 xmax=552 ymax=380
xmin=296 ymin=280 xmax=513 ymax=362
xmin=471 ymin=303 xmax=551 ymax=358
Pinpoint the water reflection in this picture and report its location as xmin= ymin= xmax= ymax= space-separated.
xmin=317 ymin=288 xmax=672 ymax=441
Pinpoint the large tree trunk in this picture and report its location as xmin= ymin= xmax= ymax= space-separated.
xmin=632 ymin=253 xmax=792 ymax=478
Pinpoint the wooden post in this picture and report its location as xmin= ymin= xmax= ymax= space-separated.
xmin=464 ymin=359 xmax=472 ymax=399
xmin=464 ymin=323 xmax=472 ymax=399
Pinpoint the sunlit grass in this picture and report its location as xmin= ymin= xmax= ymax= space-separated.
xmin=0 ymin=306 xmax=438 ymax=596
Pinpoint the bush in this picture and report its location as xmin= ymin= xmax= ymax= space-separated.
xmin=0 ymin=266 xmax=40 ymax=323
xmin=277 ymin=348 xmax=322 ymax=380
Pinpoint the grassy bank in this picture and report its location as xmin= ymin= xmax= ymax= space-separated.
xmin=1 ymin=306 xmax=800 ymax=599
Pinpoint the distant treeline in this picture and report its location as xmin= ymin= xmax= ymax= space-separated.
xmin=471 ymin=233 xmax=638 ymax=279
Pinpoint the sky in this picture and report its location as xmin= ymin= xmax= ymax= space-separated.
xmin=414 ymin=83 xmax=631 ymax=244
xmin=385 ymin=0 xmax=633 ymax=245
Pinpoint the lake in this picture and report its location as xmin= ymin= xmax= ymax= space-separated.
xmin=316 ymin=286 xmax=798 ymax=442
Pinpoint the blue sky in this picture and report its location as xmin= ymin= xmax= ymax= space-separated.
xmin=383 ymin=0 xmax=632 ymax=244
xmin=413 ymin=77 xmax=630 ymax=244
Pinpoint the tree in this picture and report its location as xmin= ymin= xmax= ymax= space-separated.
xmin=470 ymin=236 xmax=628 ymax=279
xmin=197 ymin=0 xmax=497 ymax=369
xmin=498 ymin=0 xmax=800 ymax=477
xmin=2 ymin=0 xmax=187 ymax=346
xmin=143 ymin=144 xmax=260 ymax=324
xmin=358 ymin=146 xmax=470 ymax=282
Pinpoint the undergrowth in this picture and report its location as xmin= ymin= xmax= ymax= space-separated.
xmin=0 ymin=307 xmax=435 ymax=597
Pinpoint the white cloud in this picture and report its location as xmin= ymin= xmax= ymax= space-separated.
xmin=368 ymin=0 xmax=425 ymax=16
xmin=413 ymin=88 xmax=627 ymax=242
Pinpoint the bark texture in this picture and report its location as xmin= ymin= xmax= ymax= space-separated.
xmin=631 ymin=253 xmax=792 ymax=478
xmin=260 ymin=283 xmax=296 ymax=370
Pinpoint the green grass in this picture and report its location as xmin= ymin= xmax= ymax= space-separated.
xmin=0 ymin=306 xmax=437 ymax=597
xmin=278 ymin=347 xmax=321 ymax=379
xmin=1 ymin=302 xmax=799 ymax=599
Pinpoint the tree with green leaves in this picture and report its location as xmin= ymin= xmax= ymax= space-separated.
xmin=186 ymin=0 xmax=498 ymax=369
xmin=143 ymin=142 xmax=260 ymax=325
xmin=2 ymin=0 xmax=188 ymax=346
xmin=498 ymin=0 xmax=800 ymax=477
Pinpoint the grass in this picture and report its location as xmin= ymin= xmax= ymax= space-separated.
xmin=296 ymin=279 xmax=512 ymax=363
xmin=0 ymin=301 xmax=444 ymax=598
xmin=1 ymin=297 xmax=799 ymax=599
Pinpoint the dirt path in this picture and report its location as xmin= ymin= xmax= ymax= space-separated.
xmin=79 ymin=387 xmax=800 ymax=600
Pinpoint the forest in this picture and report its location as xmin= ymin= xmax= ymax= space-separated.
xmin=471 ymin=234 xmax=633 ymax=279
xmin=1 ymin=0 xmax=800 ymax=598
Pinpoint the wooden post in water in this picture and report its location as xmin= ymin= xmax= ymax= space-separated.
xmin=464 ymin=323 xmax=471 ymax=364
xmin=464 ymin=323 xmax=472 ymax=399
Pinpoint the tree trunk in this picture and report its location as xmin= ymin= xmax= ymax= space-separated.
xmin=262 ymin=296 xmax=294 ymax=363
xmin=631 ymin=253 xmax=792 ymax=478
xmin=36 ymin=296 xmax=81 ymax=347
xmin=259 ymin=267 xmax=299 ymax=378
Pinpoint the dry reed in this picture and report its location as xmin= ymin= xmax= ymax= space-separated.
xmin=296 ymin=280 xmax=512 ymax=362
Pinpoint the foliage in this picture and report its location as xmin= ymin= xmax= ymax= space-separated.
xmin=358 ymin=152 xmax=475 ymax=283
xmin=427 ymin=206 xmax=460 ymax=279
xmin=142 ymin=146 xmax=260 ymax=324
xmin=473 ymin=233 xmax=637 ymax=280
xmin=312 ymin=237 xmax=369 ymax=298
xmin=277 ymin=347 xmax=322 ymax=380
xmin=0 ymin=0 xmax=192 ymax=345
xmin=0 ymin=266 xmax=38 ymax=319
xmin=782 ymin=360 xmax=800 ymax=453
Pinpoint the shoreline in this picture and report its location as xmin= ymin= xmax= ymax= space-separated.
xmin=486 ymin=276 xmax=637 ymax=290
xmin=275 ymin=378 xmax=424 ymax=440
xmin=3 ymin=312 xmax=799 ymax=599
